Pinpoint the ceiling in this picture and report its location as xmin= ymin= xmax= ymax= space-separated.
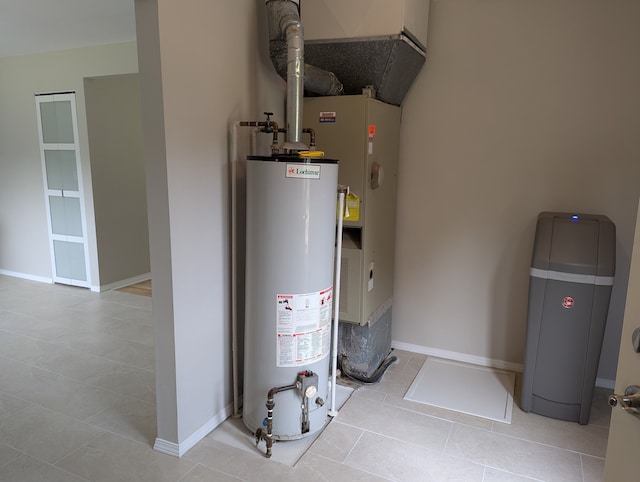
xmin=0 ymin=0 xmax=136 ymax=58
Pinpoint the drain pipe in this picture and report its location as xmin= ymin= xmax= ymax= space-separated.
xmin=230 ymin=122 xmax=241 ymax=418
xmin=329 ymin=187 xmax=346 ymax=417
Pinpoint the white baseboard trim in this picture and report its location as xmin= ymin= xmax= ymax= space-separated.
xmin=100 ymin=272 xmax=151 ymax=293
xmin=0 ymin=269 xmax=53 ymax=285
xmin=392 ymin=340 xmax=524 ymax=373
xmin=595 ymin=377 xmax=615 ymax=389
xmin=153 ymin=438 xmax=180 ymax=457
xmin=154 ymin=402 xmax=233 ymax=458
xmin=392 ymin=341 xmax=616 ymax=388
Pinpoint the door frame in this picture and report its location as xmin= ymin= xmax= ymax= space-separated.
xmin=35 ymin=91 xmax=92 ymax=288
xmin=603 ymin=198 xmax=640 ymax=479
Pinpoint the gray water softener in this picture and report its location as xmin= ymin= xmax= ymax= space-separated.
xmin=520 ymin=212 xmax=615 ymax=424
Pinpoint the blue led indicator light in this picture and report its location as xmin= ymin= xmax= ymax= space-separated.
xmin=571 ymin=215 xmax=579 ymax=221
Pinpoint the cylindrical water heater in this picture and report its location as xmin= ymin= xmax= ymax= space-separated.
xmin=243 ymin=155 xmax=338 ymax=442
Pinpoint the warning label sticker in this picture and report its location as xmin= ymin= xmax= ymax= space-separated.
xmin=276 ymin=287 xmax=332 ymax=367
xmin=319 ymin=111 xmax=336 ymax=123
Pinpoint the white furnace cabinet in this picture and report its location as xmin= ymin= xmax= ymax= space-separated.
xmin=304 ymin=94 xmax=400 ymax=334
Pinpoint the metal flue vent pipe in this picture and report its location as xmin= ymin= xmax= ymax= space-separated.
xmin=284 ymin=15 xmax=305 ymax=150
xmin=265 ymin=0 xmax=343 ymax=151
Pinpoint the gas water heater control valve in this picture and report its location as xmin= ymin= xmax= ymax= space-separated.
xmin=263 ymin=112 xmax=274 ymax=130
xmin=297 ymin=371 xmax=319 ymax=399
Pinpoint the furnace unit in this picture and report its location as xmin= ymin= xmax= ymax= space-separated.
xmin=304 ymin=92 xmax=400 ymax=380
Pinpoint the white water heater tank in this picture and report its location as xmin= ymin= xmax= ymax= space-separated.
xmin=243 ymin=155 xmax=338 ymax=440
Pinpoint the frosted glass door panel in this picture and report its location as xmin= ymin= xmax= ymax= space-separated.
xmin=39 ymin=101 xmax=75 ymax=143
xmin=49 ymin=196 xmax=83 ymax=236
xmin=36 ymin=92 xmax=90 ymax=288
xmin=53 ymin=240 xmax=87 ymax=281
xmin=44 ymin=150 xmax=79 ymax=190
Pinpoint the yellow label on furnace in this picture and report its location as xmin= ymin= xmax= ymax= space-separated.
xmin=337 ymin=192 xmax=360 ymax=222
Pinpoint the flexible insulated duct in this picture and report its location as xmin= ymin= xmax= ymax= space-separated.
xmin=265 ymin=0 xmax=343 ymax=149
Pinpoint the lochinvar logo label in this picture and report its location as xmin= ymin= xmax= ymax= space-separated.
xmin=286 ymin=164 xmax=321 ymax=179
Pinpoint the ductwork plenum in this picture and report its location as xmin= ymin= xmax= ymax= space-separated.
xmin=265 ymin=0 xmax=343 ymax=150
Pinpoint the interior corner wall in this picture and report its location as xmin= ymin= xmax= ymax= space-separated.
xmin=136 ymin=0 xmax=286 ymax=450
xmin=394 ymin=0 xmax=640 ymax=381
xmin=135 ymin=0 xmax=178 ymax=446
xmin=84 ymin=74 xmax=150 ymax=289
xmin=0 ymin=42 xmax=139 ymax=285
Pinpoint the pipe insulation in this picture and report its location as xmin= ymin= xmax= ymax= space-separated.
xmin=265 ymin=0 xmax=343 ymax=149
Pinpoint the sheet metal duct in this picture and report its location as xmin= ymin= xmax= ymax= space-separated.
xmin=299 ymin=0 xmax=429 ymax=105
xmin=304 ymin=34 xmax=426 ymax=106
xmin=266 ymin=0 xmax=426 ymax=109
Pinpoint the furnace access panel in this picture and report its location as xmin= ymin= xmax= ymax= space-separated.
xmin=303 ymin=94 xmax=400 ymax=326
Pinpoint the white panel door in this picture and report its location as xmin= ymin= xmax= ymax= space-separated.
xmin=604 ymin=198 xmax=640 ymax=479
xmin=36 ymin=92 xmax=91 ymax=288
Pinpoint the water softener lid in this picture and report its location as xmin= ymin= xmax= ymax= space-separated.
xmin=529 ymin=267 xmax=614 ymax=286
xmin=530 ymin=212 xmax=616 ymax=277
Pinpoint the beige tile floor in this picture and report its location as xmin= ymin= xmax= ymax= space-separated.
xmin=0 ymin=275 xmax=610 ymax=481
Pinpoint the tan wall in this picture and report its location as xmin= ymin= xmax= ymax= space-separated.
xmin=0 ymin=42 xmax=139 ymax=286
xmin=394 ymin=0 xmax=640 ymax=380
xmin=137 ymin=0 xmax=286 ymax=445
xmin=85 ymin=74 xmax=150 ymax=288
